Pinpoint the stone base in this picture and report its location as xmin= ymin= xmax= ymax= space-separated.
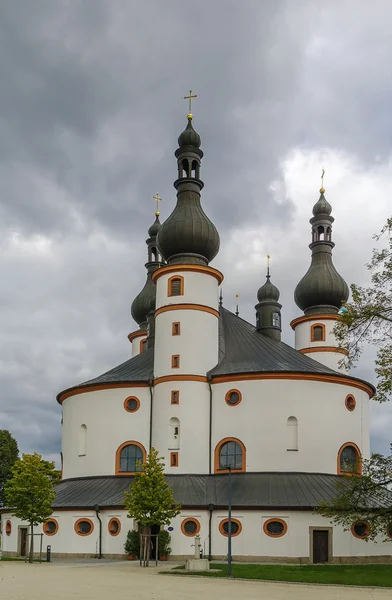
xmin=186 ymin=558 xmax=210 ymax=571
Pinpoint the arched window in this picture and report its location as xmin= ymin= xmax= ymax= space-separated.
xmin=311 ymin=323 xmax=325 ymax=342
xmin=272 ymin=312 xmax=281 ymax=327
xmin=78 ymin=424 xmax=87 ymax=457
xmin=168 ymin=276 xmax=184 ymax=297
xmin=169 ymin=417 xmax=180 ymax=450
xmin=317 ymin=225 xmax=325 ymax=241
xmin=140 ymin=339 xmax=147 ymax=353
xmin=287 ymin=416 xmax=298 ymax=450
xmin=116 ymin=442 xmax=146 ymax=474
xmin=338 ymin=443 xmax=361 ymax=475
xmin=214 ymin=438 xmax=246 ymax=473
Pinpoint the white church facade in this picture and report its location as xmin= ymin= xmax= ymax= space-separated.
xmin=2 ymin=110 xmax=391 ymax=563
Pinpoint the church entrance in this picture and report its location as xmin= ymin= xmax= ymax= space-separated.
xmin=311 ymin=528 xmax=331 ymax=563
xmin=19 ymin=527 xmax=28 ymax=557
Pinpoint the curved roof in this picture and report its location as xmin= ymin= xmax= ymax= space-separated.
xmin=52 ymin=472 xmax=391 ymax=510
xmin=57 ymin=307 xmax=375 ymax=403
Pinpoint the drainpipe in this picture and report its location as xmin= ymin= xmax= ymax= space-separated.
xmin=148 ymin=379 xmax=153 ymax=450
xmin=94 ymin=505 xmax=102 ymax=559
xmin=208 ymin=377 xmax=212 ymax=474
xmin=208 ymin=504 xmax=215 ymax=561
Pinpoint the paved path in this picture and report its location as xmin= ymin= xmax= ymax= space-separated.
xmin=1 ymin=561 xmax=391 ymax=600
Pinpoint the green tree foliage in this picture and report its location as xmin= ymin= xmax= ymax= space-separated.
xmin=124 ymin=447 xmax=181 ymax=527
xmin=335 ymin=218 xmax=392 ymax=402
xmin=318 ymin=447 xmax=392 ymax=540
xmin=4 ymin=453 xmax=60 ymax=562
xmin=0 ymin=430 xmax=19 ymax=507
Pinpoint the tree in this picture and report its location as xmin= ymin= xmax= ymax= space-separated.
xmin=335 ymin=218 xmax=392 ymax=403
xmin=0 ymin=430 xmax=19 ymax=507
xmin=4 ymin=453 xmax=60 ymax=563
xmin=317 ymin=447 xmax=392 ymax=540
xmin=124 ymin=448 xmax=181 ymax=565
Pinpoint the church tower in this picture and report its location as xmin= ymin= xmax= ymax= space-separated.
xmin=151 ymin=99 xmax=222 ymax=473
xmin=291 ymin=181 xmax=349 ymax=371
xmin=129 ymin=211 xmax=164 ymax=356
xmin=255 ymin=258 xmax=282 ymax=341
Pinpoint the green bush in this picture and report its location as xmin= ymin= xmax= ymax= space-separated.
xmin=158 ymin=529 xmax=172 ymax=556
xmin=124 ymin=530 xmax=140 ymax=557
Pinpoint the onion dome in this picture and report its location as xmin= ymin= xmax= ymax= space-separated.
xmin=131 ymin=214 xmax=164 ymax=329
xmin=257 ymin=275 xmax=280 ymax=302
xmin=156 ymin=116 xmax=220 ymax=266
xmin=294 ymin=187 xmax=349 ymax=315
xmin=255 ymin=258 xmax=282 ymax=341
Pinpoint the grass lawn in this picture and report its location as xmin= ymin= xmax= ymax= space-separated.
xmin=165 ymin=563 xmax=392 ymax=587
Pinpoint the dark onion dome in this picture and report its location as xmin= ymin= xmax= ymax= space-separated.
xmin=257 ymin=275 xmax=280 ymax=302
xmin=294 ymin=188 xmax=349 ymax=315
xmin=148 ymin=214 xmax=161 ymax=238
xmin=177 ymin=117 xmax=201 ymax=148
xmin=313 ymin=188 xmax=332 ymax=216
xmin=156 ymin=116 xmax=220 ymax=265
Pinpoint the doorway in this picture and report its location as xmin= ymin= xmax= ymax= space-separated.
xmin=311 ymin=528 xmax=331 ymax=563
xmin=19 ymin=527 xmax=28 ymax=557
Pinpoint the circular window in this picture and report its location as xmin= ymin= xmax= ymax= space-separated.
xmin=5 ymin=520 xmax=11 ymax=536
xmin=351 ymin=521 xmax=370 ymax=539
xmin=74 ymin=518 xmax=94 ymax=536
xmin=219 ymin=518 xmax=242 ymax=537
xmin=345 ymin=395 xmax=356 ymax=411
xmin=108 ymin=518 xmax=121 ymax=537
xmin=181 ymin=518 xmax=200 ymax=537
xmin=263 ymin=518 xmax=287 ymax=538
xmin=124 ymin=396 xmax=140 ymax=413
xmin=43 ymin=519 xmax=58 ymax=536
xmin=225 ymin=389 xmax=242 ymax=406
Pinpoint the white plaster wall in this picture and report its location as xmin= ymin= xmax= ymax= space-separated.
xmin=155 ymin=271 xmax=219 ymax=311
xmin=62 ymin=387 xmax=151 ymax=479
xmin=301 ymin=350 xmax=347 ymax=371
xmin=211 ymin=379 xmax=370 ymax=474
xmin=154 ymin=309 xmax=219 ymax=378
xmin=131 ymin=334 xmax=147 ymax=357
xmin=3 ymin=509 xmax=390 ymax=559
xmin=152 ymin=381 xmax=210 ymax=473
xmin=294 ymin=319 xmax=347 ymax=372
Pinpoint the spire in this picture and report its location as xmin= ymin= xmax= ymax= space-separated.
xmin=294 ymin=177 xmax=349 ymax=315
xmin=219 ymin=288 xmax=223 ymax=307
xmin=235 ymin=294 xmax=240 ymax=317
xmin=156 ymin=96 xmax=220 ymax=266
xmin=131 ymin=207 xmax=165 ymax=330
xmin=255 ymin=256 xmax=282 ymax=341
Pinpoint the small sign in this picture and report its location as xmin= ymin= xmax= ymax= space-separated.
xmin=168 ymin=526 xmax=174 ymax=531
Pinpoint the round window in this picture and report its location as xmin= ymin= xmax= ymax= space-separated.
xmin=345 ymin=395 xmax=356 ymax=411
xmin=225 ymin=390 xmax=242 ymax=406
xmin=43 ymin=519 xmax=58 ymax=536
xmin=108 ymin=518 xmax=121 ymax=536
xmin=219 ymin=518 xmax=242 ymax=537
xmin=75 ymin=518 xmax=94 ymax=536
xmin=181 ymin=518 xmax=200 ymax=536
xmin=264 ymin=519 xmax=287 ymax=537
xmin=5 ymin=520 xmax=11 ymax=536
xmin=124 ymin=396 xmax=140 ymax=413
xmin=352 ymin=521 xmax=369 ymax=539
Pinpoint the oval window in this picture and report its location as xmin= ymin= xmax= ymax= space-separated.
xmin=5 ymin=520 xmax=11 ymax=536
xmin=108 ymin=518 xmax=121 ymax=536
xmin=181 ymin=518 xmax=200 ymax=537
xmin=345 ymin=395 xmax=356 ymax=411
xmin=263 ymin=518 xmax=287 ymax=537
xmin=225 ymin=390 xmax=242 ymax=406
xmin=352 ymin=521 xmax=369 ymax=539
xmin=43 ymin=519 xmax=58 ymax=536
xmin=74 ymin=518 xmax=94 ymax=536
xmin=124 ymin=397 xmax=140 ymax=413
xmin=219 ymin=518 xmax=242 ymax=537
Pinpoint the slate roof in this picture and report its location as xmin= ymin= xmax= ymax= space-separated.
xmin=57 ymin=306 xmax=375 ymax=402
xmin=52 ymin=472 xmax=391 ymax=510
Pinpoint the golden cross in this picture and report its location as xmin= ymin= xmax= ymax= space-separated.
xmin=183 ymin=90 xmax=198 ymax=117
xmin=267 ymin=254 xmax=271 ymax=277
xmin=152 ymin=193 xmax=162 ymax=216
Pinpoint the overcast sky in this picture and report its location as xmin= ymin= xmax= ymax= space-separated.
xmin=0 ymin=0 xmax=391 ymax=465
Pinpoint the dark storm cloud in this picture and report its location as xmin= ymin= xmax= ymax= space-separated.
xmin=0 ymin=0 xmax=391 ymax=462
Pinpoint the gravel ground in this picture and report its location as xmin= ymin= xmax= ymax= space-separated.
xmin=1 ymin=561 xmax=391 ymax=600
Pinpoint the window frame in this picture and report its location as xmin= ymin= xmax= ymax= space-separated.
xmin=115 ymin=441 xmax=146 ymax=475
xmin=219 ymin=518 xmax=242 ymax=537
xmin=108 ymin=517 xmax=121 ymax=537
xmin=172 ymin=322 xmax=181 ymax=336
xmin=337 ymin=442 xmax=361 ymax=475
xmin=171 ymin=354 xmax=180 ymax=368
xmin=123 ymin=396 xmax=140 ymax=413
xmin=263 ymin=518 xmax=287 ymax=538
xmin=171 ymin=390 xmax=180 ymax=405
xmin=74 ymin=518 xmax=94 ymax=537
xmin=181 ymin=517 xmax=201 ymax=537
xmin=43 ymin=518 xmax=59 ymax=536
xmin=168 ymin=275 xmax=184 ymax=297
xmin=351 ymin=520 xmax=370 ymax=539
xmin=140 ymin=339 xmax=148 ymax=353
xmin=225 ymin=389 xmax=242 ymax=407
xmin=345 ymin=394 xmax=356 ymax=412
xmin=214 ymin=437 xmax=246 ymax=473
xmin=311 ymin=323 xmax=326 ymax=342
xmin=5 ymin=520 xmax=11 ymax=536
xmin=170 ymin=451 xmax=179 ymax=467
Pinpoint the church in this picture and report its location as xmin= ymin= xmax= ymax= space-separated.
xmin=2 ymin=107 xmax=391 ymax=563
